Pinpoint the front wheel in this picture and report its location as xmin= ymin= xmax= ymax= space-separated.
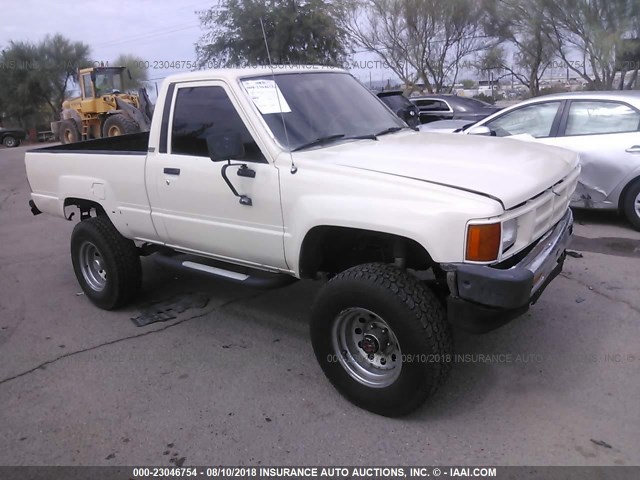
xmin=71 ymin=216 xmax=142 ymax=310
xmin=59 ymin=120 xmax=80 ymax=144
xmin=310 ymin=263 xmax=452 ymax=417
xmin=622 ymin=179 xmax=640 ymax=231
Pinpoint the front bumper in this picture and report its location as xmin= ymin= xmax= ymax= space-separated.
xmin=443 ymin=209 xmax=573 ymax=333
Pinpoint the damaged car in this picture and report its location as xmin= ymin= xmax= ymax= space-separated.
xmin=427 ymin=92 xmax=640 ymax=230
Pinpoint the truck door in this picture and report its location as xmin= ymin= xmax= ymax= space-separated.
xmin=146 ymin=82 xmax=287 ymax=270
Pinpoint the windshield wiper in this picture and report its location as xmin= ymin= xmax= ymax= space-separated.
xmin=291 ymin=133 xmax=380 ymax=152
xmin=292 ymin=134 xmax=345 ymax=152
xmin=375 ymin=126 xmax=409 ymax=136
xmin=347 ymin=134 xmax=378 ymax=141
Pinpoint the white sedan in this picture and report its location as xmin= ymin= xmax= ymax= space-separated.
xmin=422 ymin=91 xmax=640 ymax=230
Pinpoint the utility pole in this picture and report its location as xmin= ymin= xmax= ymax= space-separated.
xmin=491 ymin=70 xmax=495 ymax=103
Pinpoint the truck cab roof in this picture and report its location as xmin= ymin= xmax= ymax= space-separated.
xmin=164 ymin=65 xmax=345 ymax=84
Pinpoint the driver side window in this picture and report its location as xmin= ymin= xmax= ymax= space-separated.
xmin=171 ymin=86 xmax=266 ymax=162
xmin=486 ymin=102 xmax=562 ymax=138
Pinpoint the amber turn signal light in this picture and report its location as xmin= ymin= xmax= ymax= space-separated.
xmin=466 ymin=223 xmax=501 ymax=262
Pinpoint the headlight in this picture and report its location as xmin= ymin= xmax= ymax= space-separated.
xmin=501 ymin=218 xmax=518 ymax=252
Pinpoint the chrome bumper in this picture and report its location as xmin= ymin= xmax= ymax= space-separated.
xmin=444 ymin=208 xmax=573 ymax=333
xmin=513 ymin=208 xmax=573 ymax=302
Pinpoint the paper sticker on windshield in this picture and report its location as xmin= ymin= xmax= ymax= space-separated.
xmin=242 ymin=79 xmax=291 ymax=114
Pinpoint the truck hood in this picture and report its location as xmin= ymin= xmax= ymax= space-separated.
xmin=296 ymin=131 xmax=578 ymax=209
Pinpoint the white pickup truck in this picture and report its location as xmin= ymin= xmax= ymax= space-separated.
xmin=25 ymin=66 xmax=579 ymax=416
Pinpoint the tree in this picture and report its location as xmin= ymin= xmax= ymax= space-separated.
xmin=0 ymin=42 xmax=47 ymax=128
xmin=618 ymin=39 xmax=640 ymax=90
xmin=543 ymin=0 xmax=639 ymax=90
xmin=38 ymin=34 xmax=91 ymax=118
xmin=340 ymin=0 xmax=417 ymax=89
xmin=618 ymin=16 xmax=640 ymax=89
xmin=482 ymin=0 xmax=555 ymax=96
xmin=195 ymin=0 xmax=348 ymax=67
xmin=113 ymin=54 xmax=149 ymax=90
xmin=340 ymin=0 xmax=490 ymax=93
xmin=0 ymin=35 xmax=90 ymax=126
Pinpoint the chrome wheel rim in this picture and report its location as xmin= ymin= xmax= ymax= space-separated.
xmin=635 ymin=192 xmax=640 ymax=219
xmin=4 ymin=137 xmax=16 ymax=147
xmin=79 ymin=241 xmax=107 ymax=291
xmin=331 ymin=307 xmax=402 ymax=388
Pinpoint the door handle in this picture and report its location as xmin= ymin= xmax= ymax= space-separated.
xmin=163 ymin=167 xmax=181 ymax=175
xmin=625 ymin=146 xmax=640 ymax=154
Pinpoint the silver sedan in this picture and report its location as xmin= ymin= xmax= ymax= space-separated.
xmin=424 ymin=92 xmax=640 ymax=230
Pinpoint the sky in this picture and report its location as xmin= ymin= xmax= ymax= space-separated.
xmin=1 ymin=0 xmax=225 ymax=91
xmin=0 ymin=0 xmax=595 ymax=99
xmin=0 ymin=0 xmax=396 ymax=97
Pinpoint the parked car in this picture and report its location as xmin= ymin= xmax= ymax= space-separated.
xmin=0 ymin=127 xmax=27 ymax=147
xmin=427 ymin=91 xmax=640 ymax=230
xmin=376 ymin=90 xmax=420 ymax=128
xmin=410 ymin=94 xmax=501 ymax=124
xmin=25 ymin=66 xmax=579 ymax=417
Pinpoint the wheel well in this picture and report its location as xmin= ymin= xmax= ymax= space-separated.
xmin=63 ymin=198 xmax=106 ymax=221
xmin=299 ymin=226 xmax=434 ymax=279
xmin=619 ymin=176 xmax=640 ymax=211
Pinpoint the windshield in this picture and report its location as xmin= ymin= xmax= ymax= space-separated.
xmin=240 ymin=72 xmax=405 ymax=151
xmin=94 ymin=69 xmax=123 ymax=96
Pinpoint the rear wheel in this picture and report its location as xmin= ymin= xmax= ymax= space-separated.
xmin=59 ymin=120 xmax=80 ymax=145
xmin=623 ymin=179 xmax=640 ymax=231
xmin=310 ymin=263 xmax=452 ymax=417
xmin=2 ymin=135 xmax=19 ymax=147
xmin=102 ymin=114 xmax=139 ymax=137
xmin=71 ymin=216 xmax=142 ymax=310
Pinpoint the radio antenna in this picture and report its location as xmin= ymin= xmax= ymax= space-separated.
xmin=260 ymin=17 xmax=297 ymax=174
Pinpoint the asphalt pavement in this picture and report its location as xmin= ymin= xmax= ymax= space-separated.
xmin=1 ymin=143 xmax=639 ymax=466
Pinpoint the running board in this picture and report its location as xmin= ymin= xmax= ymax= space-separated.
xmin=152 ymin=253 xmax=296 ymax=289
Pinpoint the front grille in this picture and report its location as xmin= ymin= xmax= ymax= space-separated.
xmin=531 ymin=171 xmax=577 ymax=239
xmin=499 ymin=166 xmax=579 ymax=262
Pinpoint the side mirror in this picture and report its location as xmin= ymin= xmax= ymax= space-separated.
xmin=466 ymin=125 xmax=493 ymax=136
xmin=206 ymin=131 xmax=245 ymax=162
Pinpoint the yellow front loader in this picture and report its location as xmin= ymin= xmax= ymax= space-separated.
xmin=52 ymin=66 xmax=153 ymax=144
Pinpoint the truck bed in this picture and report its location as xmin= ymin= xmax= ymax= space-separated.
xmin=34 ymin=132 xmax=149 ymax=154
xmin=25 ymin=131 xmax=156 ymax=241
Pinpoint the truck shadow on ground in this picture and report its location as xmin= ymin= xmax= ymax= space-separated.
xmin=129 ymin=259 xmax=603 ymax=422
